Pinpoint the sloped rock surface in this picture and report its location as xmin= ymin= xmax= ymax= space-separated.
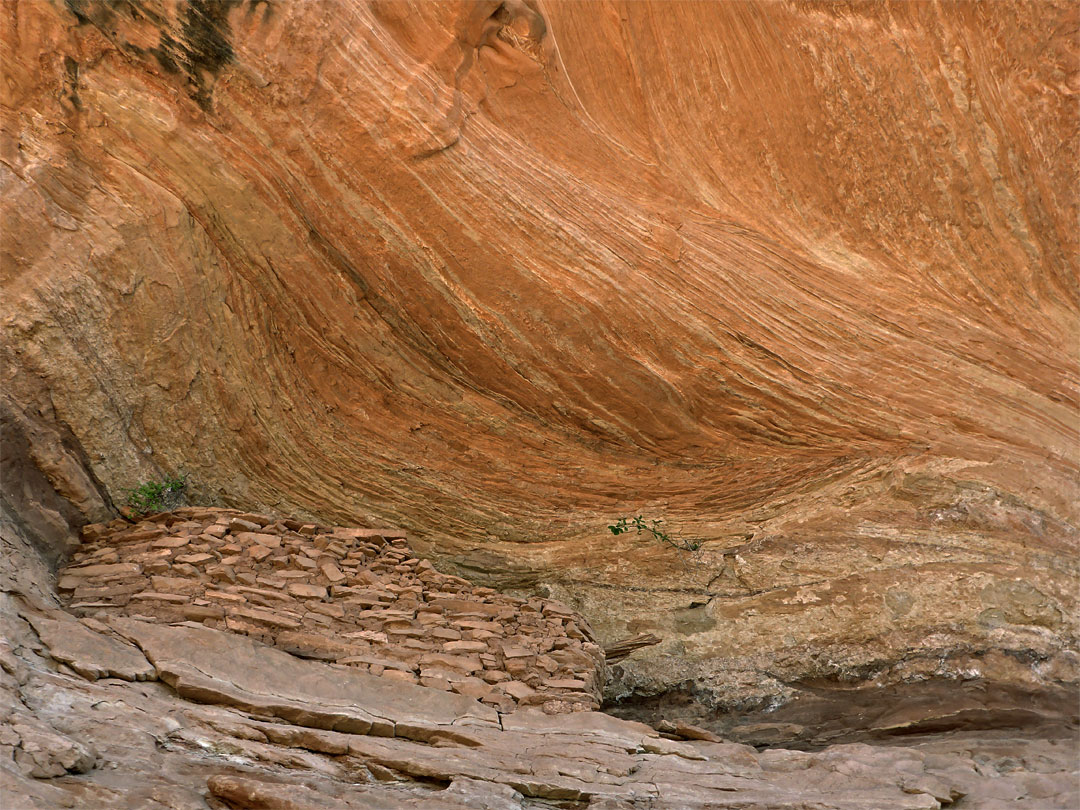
xmin=4 ymin=588 xmax=1078 ymax=809
xmin=110 ymin=616 xmax=500 ymax=738
xmin=21 ymin=611 xmax=155 ymax=682
xmin=2 ymin=506 xmax=1077 ymax=809
xmin=2 ymin=0 xmax=1077 ymax=797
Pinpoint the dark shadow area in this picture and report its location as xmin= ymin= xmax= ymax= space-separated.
xmin=605 ymin=678 xmax=1080 ymax=751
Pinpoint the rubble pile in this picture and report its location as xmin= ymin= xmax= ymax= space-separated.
xmin=58 ymin=508 xmax=605 ymax=714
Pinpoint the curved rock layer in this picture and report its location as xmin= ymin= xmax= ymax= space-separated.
xmin=2 ymin=0 xmax=1078 ymax=708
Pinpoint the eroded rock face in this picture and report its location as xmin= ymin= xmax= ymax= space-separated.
xmin=2 ymin=0 xmax=1077 ymax=715
xmin=3 ymin=513 xmax=1078 ymax=809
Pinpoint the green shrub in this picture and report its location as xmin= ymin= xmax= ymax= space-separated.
xmin=608 ymin=515 xmax=701 ymax=551
xmin=123 ymin=474 xmax=187 ymax=517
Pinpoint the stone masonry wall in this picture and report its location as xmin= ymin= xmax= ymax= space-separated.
xmin=57 ymin=508 xmax=606 ymax=714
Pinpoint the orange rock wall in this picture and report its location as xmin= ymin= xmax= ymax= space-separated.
xmin=2 ymin=0 xmax=1077 ymax=704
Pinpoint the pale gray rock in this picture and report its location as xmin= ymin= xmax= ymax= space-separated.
xmin=1 ymin=506 xmax=1076 ymax=810
xmin=109 ymin=617 xmax=500 ymax=738
xmin=22 ymin=611 xmax=155 ymax=682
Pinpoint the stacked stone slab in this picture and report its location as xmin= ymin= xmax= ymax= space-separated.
xmin=57 ymin=508 xmax=605 ymax=714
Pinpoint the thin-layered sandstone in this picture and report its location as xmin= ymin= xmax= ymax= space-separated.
xmin=2 ymin=0 xmax=1077 ymax=730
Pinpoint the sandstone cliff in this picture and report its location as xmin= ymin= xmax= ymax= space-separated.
xmin=2 ymin=0 xmax=1077 ymax=745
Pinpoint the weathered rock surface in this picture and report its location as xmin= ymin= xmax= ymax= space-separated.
xmin=2 ymin=432 xmax=1079 ymax=810
xmin=2 ymin=0 xmax=1078 ymax=757
xmin=22 ymin=611 xmax=155 ymax=683
xmin=1 ymin=505 xmax=1076 ymax=808
xmin=4 ymin=573 xmax=1078 ymax=809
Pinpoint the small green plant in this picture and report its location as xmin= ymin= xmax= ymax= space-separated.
xmin=123 ymin=474 xmax=187 ymax=518
xmin=608 ymin=516 xmax=701 ymax=551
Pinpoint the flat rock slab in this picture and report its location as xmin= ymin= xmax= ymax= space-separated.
xmin=206 ymin=773 xmax=521 ymax=810
xmin=5 ymin=592 xmax=1075 ymax=810
xmin=110 ymin=618 xmax=499 ymax=740
xmin=23 ymin=612 xmax=155 ymax=682
xmin=502 ymin=706 xmax=660 ymax=750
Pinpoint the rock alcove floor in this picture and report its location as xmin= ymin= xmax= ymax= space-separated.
xmin=2 ymin=508 xmax=1077 ymax=809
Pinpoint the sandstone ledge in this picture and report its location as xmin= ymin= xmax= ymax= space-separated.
xmin=7 ymin=591 xmax=1077 ymax=809
xmin=3 ymin=522 xmax=1077 ymax=809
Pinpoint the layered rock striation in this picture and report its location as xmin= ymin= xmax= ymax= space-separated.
xmin=2 ymin=0 xmax=1077 ymax=740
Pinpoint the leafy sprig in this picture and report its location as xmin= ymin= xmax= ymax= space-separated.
xmin=123 ymin=474 xmax=187 ymax=518
xmin=608 ymin=516 xmax=701 ymax=551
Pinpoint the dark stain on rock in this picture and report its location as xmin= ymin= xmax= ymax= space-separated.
xmin=672 ymin=604 xmax=716 ymax=635
xmin=63 ymin=1 xmax=83 ymax=24
xmin=66 ymin=0 xmax=241 ymax=111
xmin=63 ymin=57 xmax=83 ymax=110
xmin=153 ymin=0 xmax=240 ymax=110
xmin=0 ymin=394 xmax=117 ymax=568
